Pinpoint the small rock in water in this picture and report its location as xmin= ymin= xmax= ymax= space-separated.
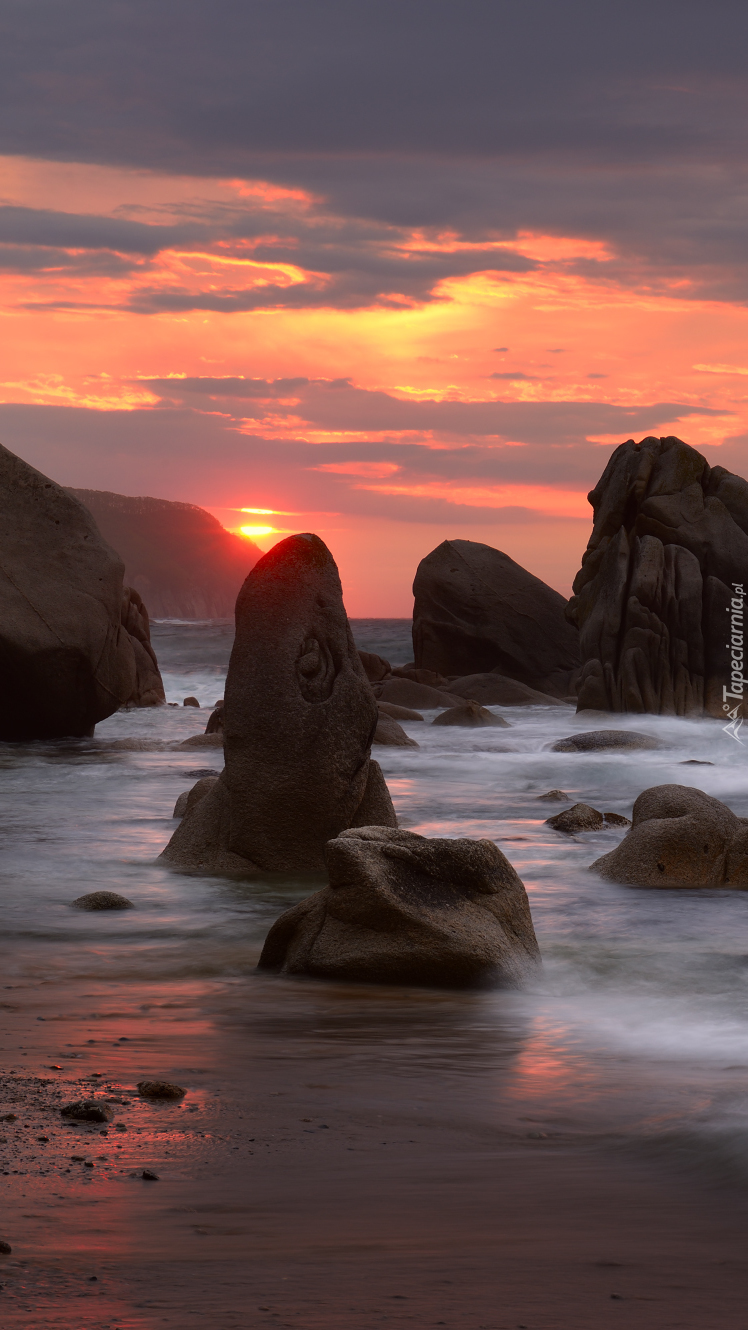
xmin=551 ymin=730 xmax=659 ymax=752
xmin=604 ymin=812 xmax=631 ymax=827
xmin=0 ymin=1240 xmax=11 ymax=1254
xmin=680 ymin=759 xmax=714 ymax=765
xmin=137 ymin=1080 xmax=186 ymax=1099
xmin=377 ymin=701 xmax=425 ymax=722
xmin=176 ymin=733 xmax=223 ymax=749
xmin=536 ymin=789 xmax=569 ymax=802
xmin=373 ymin=714 xmax=419 ymax=748
xmin=432 ymin=701 xmax=510 ymax=728
xmin=71 ymin=891 xmax=134 ymax=911
xmin=141 ymin=1169 xmax=159 ymax=1180
xmin=183 ymin=697 xmax=200 ymax=707
xmin=546 ymin=803 xmax=604 ymax=833
xmin=61 ymin=1100 xmax=114 ymax=1123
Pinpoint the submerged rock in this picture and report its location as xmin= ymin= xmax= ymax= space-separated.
xmin=592 ymin=784 xmax=748 ymax=887
xmin=71 ymin=891 xmax=134 ymax=910
xmin=160 ymin=534 xmax=396 ymax=875
xmin=412 ymin=539 xmax=580 ymax=697
xmin=567 ymin=435 xmax=748 ymax=716
xmin=373 ymin=714 xmax=419 ymax=748
xmin=377 ymin=678 xmax=463 ymax=709
xmin=546 ymin=804 xmax=631 ymax=833
xmin=432 ymin=701 xmax=510 ymax=728
xmin=183 ymin=697 xmax=200 ymax=708
xmin=377 ymin=701 xmax=424 ymax=722
xmin=258 ymin=826 xmax=540 ymax=988
xmin=551 ymin=730 xmax=659 ymax=752
xmin=449 ymin=673 xmax=563 ymax=706
xmin=176 ymin=733 xmax=224 ymax=749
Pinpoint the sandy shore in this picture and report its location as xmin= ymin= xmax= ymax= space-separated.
xmin=1 ymin=973 xmax=747 ymax=1329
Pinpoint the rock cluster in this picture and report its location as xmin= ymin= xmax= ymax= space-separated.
xmin=258 ymin=826 xmax=540 ymax=988
xmin=0 ymin=443 xmax=164 ymax=740
xmin=160 ymin=534 xmax=397 ymax=875
xmin=411 ymin=539 xmax=580 ymax=698
xmin=591 ymin=784 xmax=748 ymax=888
xmin=567 ymin=435 xmax=748 ymax=716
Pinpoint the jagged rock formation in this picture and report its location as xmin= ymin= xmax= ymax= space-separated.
xmin=567 ymin=436 xmax=748 ymax=716
xmin=69 ymin=489 xmax=262 ymax=619
xmin=160 ymin=534 xmax=397 ymax=875
xmin=0 ymin=443 xmax=163 ymax=740
xmin=591 ymin=784 xmax=748 ymax=887
xmin=412 ymin=539 xmax=580 ymax=698
xmin=258 ymin=825 xmax=540 ymax=988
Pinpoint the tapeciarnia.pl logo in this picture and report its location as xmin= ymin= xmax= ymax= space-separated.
xmin=723 ymin=582 xmax=745 ymax=744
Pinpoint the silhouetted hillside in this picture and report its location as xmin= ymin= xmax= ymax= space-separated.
xmin=68 ymin=489 xmax=262 ymax=619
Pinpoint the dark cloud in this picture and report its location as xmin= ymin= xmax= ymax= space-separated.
xmin=0 ymin=244 xmax=137 ymax=275
xmin=0 ymin=401 xmax=743 ymax=529
xmin=1 ymin=3 xmax=748 ymax=303
xmin=142 ymin=376 xmax=726 ymax=443
xmin=0 ymin=205 xmax=195 ymax=254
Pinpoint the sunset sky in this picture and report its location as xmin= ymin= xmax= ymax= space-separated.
xmin=2 ymin=1 xmax=748 ymax=613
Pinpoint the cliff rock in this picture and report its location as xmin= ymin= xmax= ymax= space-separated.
xmin=69 ymin=489 xmax=262 ymax=619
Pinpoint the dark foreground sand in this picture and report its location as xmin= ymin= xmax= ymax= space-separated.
xmin=1 ymin=975 xmax=747 ymax=1329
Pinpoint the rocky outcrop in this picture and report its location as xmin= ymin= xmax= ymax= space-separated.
xmin=591 ymin=784 xmax=748 ymax=887
xmin=258 ymin=826 xmax=540 ymax=988
xmin=412 ymin=539 xmax=580 ymax=698
xmin=0 ymin=443 xmax=163 ymax=740
xmin=120 ymin=587 xmax=165 ymax=707
xmin=567 ymin=436 xmax=748 ymax=716
xmin=160 ymin=534 xmax=397 ymax=875
xmin=173 ymin=775 xmax=218 ymax=818
xmin=69 ymin=488 xmax=262 ymax=619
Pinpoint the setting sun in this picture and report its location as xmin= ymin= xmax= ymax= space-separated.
xmin=239 ymin=524 xmax=276 ymax=538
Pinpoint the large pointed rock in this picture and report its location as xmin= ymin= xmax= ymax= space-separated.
xmin=567 ymin=436 xmax=748 ymax=716
xmin=258 ymin=826 xmax=540 ymax=988
xmin=0 ymin=443 xmax=163 ymax=740
xmin=160 ymin=534 xmax=397 ymax=875
xmin=412 ymin=539 xmax=580 ymax=698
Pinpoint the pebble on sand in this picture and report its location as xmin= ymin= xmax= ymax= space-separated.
xmin=137 ymin=1080 xmax=186 ymax=1099
xmin=60 ymin=1100 xmax=114 ymax=1123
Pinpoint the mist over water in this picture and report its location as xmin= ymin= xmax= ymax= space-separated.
xmin=3 ymin=619 xmax=748 ymax=1188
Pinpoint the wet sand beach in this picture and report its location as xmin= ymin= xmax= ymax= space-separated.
xmin=2 ymin=972 xmax=748 ymax=1330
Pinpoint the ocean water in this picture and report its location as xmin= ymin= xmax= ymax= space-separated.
xmin=2 ymin=619 xmax=748 ymax=1189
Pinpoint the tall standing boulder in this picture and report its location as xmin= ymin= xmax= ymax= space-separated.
xmin=412 ymin=539 xmax=580 ymax=698
xmin=0 ymin=443 xmax=162 ymax=740
xmin=160 ymin=534 xmax=397 ymax=875
xmin=567 ymin=436 xmax=748 ymax=716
